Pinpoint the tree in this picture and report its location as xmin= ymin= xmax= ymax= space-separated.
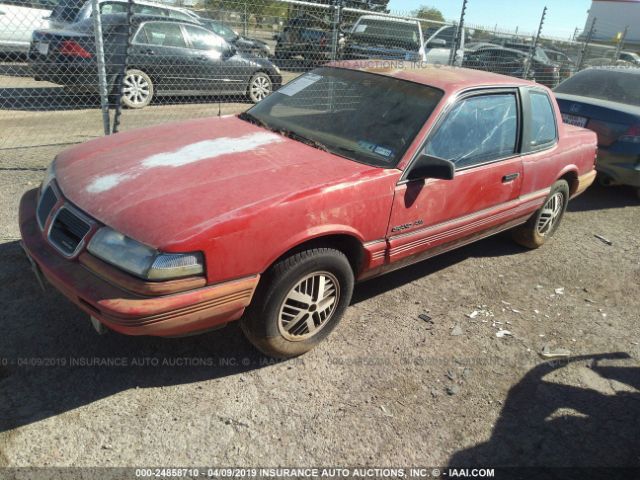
xmin=412 ymin=5 xmax=445 ymax=23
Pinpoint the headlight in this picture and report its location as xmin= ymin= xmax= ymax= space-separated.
xmin=87 ymin=227 xmax=204 ymax=280
xmin=41 ymin=160 xmax=56 ymax=193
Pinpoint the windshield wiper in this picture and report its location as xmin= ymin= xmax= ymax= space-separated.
xmin=238 ymin=111 xmax=269 ymax=129
xmin=277 ymin=128 xmax=329 ymax=152
xmin=239 ymin=112 xmax=329 ymax=153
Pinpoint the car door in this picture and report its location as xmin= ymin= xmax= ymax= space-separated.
xmin=130 ymin=21 xmax=200 ymax=92
xmin=182 ymin=24 xmax=246 ymax=94
xmin=387 ymin=90 xmax=524 ymax=264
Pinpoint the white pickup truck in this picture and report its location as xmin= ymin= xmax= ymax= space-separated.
xmin=423 ymin=24 xmax=466 ymax=65
xmin=342 ymin=15 xmax=465 ymax=66
xmin=0 ymin=0 xmax=53 ymax=54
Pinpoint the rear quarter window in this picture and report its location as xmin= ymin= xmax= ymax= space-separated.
xmin=529 ymin=91 xmax=557 ymax=147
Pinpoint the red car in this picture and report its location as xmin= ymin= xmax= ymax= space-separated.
xmin=19 ymin=63 xmax=597 ymax=358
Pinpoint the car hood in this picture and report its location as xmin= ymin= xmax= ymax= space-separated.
xmin=54 ymin=116 xmax=376 ymax=250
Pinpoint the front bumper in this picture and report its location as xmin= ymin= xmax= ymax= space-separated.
xmin=596 ymin=150 xmax=640 ymax=188
xmin=19 ymin=188 xmax=259 ymax=337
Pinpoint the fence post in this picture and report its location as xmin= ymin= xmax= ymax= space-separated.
xmin=449 ymin=0 xmax=468 ymax=66
xmin=91 ymin=0 xmax=110 ymax=135
xmin=111 ymin=0 xmax=134 ymax=134
xmin=243 ymin=2 xmax=248 ymax=37
xmin=331 ymin=0 xmax=343 ymax=61
xmin=523 ymin=6 xmax=546 ymax=80
xmin=614 ymin=25 xmax=629 ymax=61
xmin=577 ymin=17 xmax=596 ymax=71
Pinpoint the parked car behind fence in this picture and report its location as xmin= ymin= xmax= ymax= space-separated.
xmin=29 ymin=13 xmax=282 ymax=108
xmin=555 ymin=67 xmax=640 ymax=197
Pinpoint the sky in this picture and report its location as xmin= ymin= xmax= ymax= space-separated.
xmin=387 ymin=0 xmax=593 ymax=39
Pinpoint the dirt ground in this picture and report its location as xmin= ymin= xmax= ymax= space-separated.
xmin=0 ymin=132 xmax=639 ymax=469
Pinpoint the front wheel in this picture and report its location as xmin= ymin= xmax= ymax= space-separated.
xmin=120 ymin=69 xmax=154 ymax=109
xmin=241 ymin=248 xmax=354 ymax=358
xmin=512 ymin=180 xmax=569 ymax=249
xmin=248 ymin=72 xmax=273 ymax=103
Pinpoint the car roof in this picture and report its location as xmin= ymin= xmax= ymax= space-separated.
xmin=95 ymin=13 xmax=203 ymax=28
xmin=356 ymin=14 xmax=419 ymax=25
xmin=584 ymin=66 xmax=640 ymax=74
xmin=329 ymin=61 xmax=539 ymax=92
xmin=97 ymin=0 xmax=194 ymax=13
xmin=473 ymin=46 xmax=526 ymax=56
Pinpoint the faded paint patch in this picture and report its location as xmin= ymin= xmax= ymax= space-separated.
xmin=85 ymin=131 xmax=283 ymax=194
xmin=142 ymin=132 xmax=283 ymax=169
xmin=86 ymin=173 xmax=138 ymax=194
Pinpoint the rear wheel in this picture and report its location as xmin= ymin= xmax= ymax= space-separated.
xmin=248 ymin=72 xmax=273 ymax=103
xmin=512 ymin=180 xmax=569 ymax=249
xmin=241 ymin=248 xmax=354 ymax=358
xmin=121 ymin=69 xmax=154 ymax=109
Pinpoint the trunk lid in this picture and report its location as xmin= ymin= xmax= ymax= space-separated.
xmin=555 ymin=93 xmax=640 ymax=147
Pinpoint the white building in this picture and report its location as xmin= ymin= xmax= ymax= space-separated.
xmin=584 ymin=0 xmax=640 ymax=47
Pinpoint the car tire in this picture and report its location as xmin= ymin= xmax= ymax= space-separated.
xmin=247 ymin=72 xmax=273 ymax=103
xmin=512 ymin=180 xmax=570 ymax=249
xmin=120 ymin=69 xmax=154 ymax=109
xmin=241 ymin=248 xmax=354 ymax=358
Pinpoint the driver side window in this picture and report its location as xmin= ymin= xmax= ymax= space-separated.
xmin=425 ymin=93 xmax=518 ymax=169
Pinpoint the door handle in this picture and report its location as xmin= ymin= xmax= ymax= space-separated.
xmin=140 ymin=49 xmax=155 ymax=55
xmin=195 ymin=56 xmax=208 ymax=61
xmin=502 ymin=173 xmax=520 ymax=183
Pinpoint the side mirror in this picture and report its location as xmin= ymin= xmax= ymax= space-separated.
xmin=223 ymin=44 xmax=237 ymax=59
xmin=427 ymin=38 xmax=447 ymax=48
xmin=407 ymin=154 xmax=455 ymax=182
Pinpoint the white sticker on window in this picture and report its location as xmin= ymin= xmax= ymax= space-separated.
xmin=374 ymin=146 xmax=394 ymax=158
xmin=278 ymin=73 xmax=323 ymax=97
xmin=355 ymin=24 xmax=367 ymax=33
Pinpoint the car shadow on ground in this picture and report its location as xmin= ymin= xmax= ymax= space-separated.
xmin=0 ymin=240 xmax=270 ymax=433
xmin=447 ymin=353 xmax=640 ymax=468
xmin=0 ymin=86 xmax=253 ymax=112
xmin=568 ymin=182 xmax=639 ymax=212
xmin=0 ymin=87 xmax=100 ymax=111
xmin=0 ymin=60 xmax=30 ymax=76
xmin=352 ymin=232 xmax=527 ymax=305
xmin=0 ymin=226 xmax=526 ymax=433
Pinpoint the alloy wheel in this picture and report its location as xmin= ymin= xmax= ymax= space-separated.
xmin=250 ymin=75 xmax=272 ymax=102
xmin=537 ymin=192 xmax=564 ymax=236
xmin=123 ymin=72 xmax=150 ymax=106
xmin=277 ymin=272 xmax=340 ymax=341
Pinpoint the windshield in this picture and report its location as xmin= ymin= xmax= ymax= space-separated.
xmin=352 ymin=19 xmax=420 ymax=47
xmin=554 ymin=69 xmax=640 ymax=107
xmin=49 ymin=0 xmax=84 ymax=21
xmin=244 ymin=67 xmax=443 ymax=168
xmin=204 ymin=20 xmax=237 ymax=42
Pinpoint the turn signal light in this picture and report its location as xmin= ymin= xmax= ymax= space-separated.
xmin=619 ymin=124 xmax=640 ymax=143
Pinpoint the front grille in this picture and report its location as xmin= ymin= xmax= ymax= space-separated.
xmin=48 ymin=207 xmax=91 ymax=257
xmin=37 ymin=186 xmax=57 ymax=229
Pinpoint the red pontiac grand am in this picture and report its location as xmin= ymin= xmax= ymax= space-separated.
xmin=20 ymin=63 xmax=598 ymax=358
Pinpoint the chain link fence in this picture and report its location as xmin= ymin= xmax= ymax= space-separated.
xmin=1 ymin=0 xmax=639 ymax=164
